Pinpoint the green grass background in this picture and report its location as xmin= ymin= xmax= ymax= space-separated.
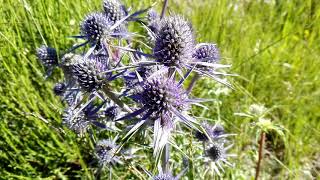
xmin=0 ymin=0 xmax=319 ymax=179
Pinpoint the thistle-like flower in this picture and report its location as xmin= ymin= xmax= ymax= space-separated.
xmin=62 ymin=106 xmax=90 ymax=135
xmin=194 ymin=123 xmax=225 ymax=142
xmin=80 ymin=12 xmax=112 ymax=46
xmin=36 ymin=45 xmax=58 ymax=67
xmin=188 ymin=43 xmax=234 ymax=88
xmin=95 ymin=139 xmax=122 ymax=167
xmin=103 ymin=0 xmax=126 ymax=24
xmin=205 ymin=142 xmax=235 ymax=176
xmin=62 ymin=101 xmax=108 ymax=134
xmin=53 ymin=82 xmax=66 ymax=96
xmin=71 ymin=58 xmax=108 ymax=92
xmin=193 ymin=43 xmax=220 ymax=63
xmin=130 ymin=77 xmax=188 ymax=120
xmin=104 ymin=105 xmax=120 ymax=121
xmin=153 ymin=15 xmax=194 ymax=68
xmin=153 ymin=173 xmax=176 ymax=180
xmin=119 ymin=76 xmax=202 ymax=157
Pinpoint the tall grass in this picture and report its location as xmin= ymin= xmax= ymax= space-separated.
xmin=0 ymin=0 xmax=319 ymax=179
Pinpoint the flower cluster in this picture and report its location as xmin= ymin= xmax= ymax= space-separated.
xmin=36 ymin=0 xmax=235 ymax=178
xmin=194 ymin=122 xmax=236 ymax=176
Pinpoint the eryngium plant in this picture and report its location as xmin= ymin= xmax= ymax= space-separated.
xmin=35 ymin=0 xmax=236 ymax=178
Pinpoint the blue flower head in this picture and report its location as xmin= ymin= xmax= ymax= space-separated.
xmin=103 ymin=0 xmax=126 ymax=24
xmin=80 ymin=12 xmax=112 ymax=46
xmin=193 ymin=43 xmax=220 ymax=63
xmin=71 ymin=55 xmax=111 ymax=92
xmin=205 ymin=142 xmax=235 ymax=176
xmin=153 ymin=15 xmax=195 ymax=69
xmin=36 ymin=45 xmax=58 ymax=67
xmin=95 ymin=139 xmax=122 ymax=167
xmin=53 ymin=82 xmax=66 ymax=96
xmin=195 ymin=122 xmax=225 ymax=142
xmin=62 ymin=106 xmax=90 ymax=135
xmin=153 ymin=173 xmax=175 ymax=180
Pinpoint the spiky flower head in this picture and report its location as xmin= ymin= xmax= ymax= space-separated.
xmin=80 ymin=12 xmax=111 ymax=45
xmin=103 ymin=0 xmax=126 ymax=24
xmin=205 ymin=142 xmax=235 ymax=176
xmin=62 ymin=106 xmax=90 ymax=135
xmin=61 ymin=53 xmax=84 ymax=85
xmin=71 ymin=58 xmax=108 ymax=92
xmin=36 ymin=45 xmax=58 ymax=67
xmin=193 ymin=43 xmax=220 ymax=63
xmin=153 ymin=15 xmax=195 ymax=68
xmin=132 ymin=77 xmax=188 ymax=122
xmin=53 ymin=82 xmax=66 ymax=96
xmin=207 ymin=143 xmax=224 ymax=162
xmin=95 ymin=139 xmax=121 ymax=166
xmin=104 ymin=105 xmax=120 ymax=121
xmin=195 ymin=123 xmax=225 ymax=142
xmin=153 ymin=173 xmax=175 ymax=180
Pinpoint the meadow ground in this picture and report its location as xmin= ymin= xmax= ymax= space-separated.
xmin=0 ymin=0 xmax=319 ymax=179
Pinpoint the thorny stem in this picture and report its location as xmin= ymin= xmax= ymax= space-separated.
xmin=255 ymin=132 xmax=266 ymax=180
xmin=102 ymin=85 xmax=133 ymax=113
xmin=160 ymin=0 xmax=169 ymax=19
xmin=186 ymin=73 xmax=200 ymax=94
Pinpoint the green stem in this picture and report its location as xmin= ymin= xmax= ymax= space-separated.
xmin=162 ymin=143 xmax=170 ymax=173
xmin=186 ymin=73 xmax=200 ymax=94
xmin=160 ymin=0 xmax=169 ymax=19
xmin=102 ymin=85 xmax=133 ymax=113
